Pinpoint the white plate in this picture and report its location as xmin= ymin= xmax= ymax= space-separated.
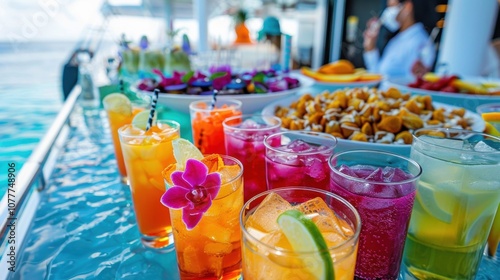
xmin=314 ymin=79 xmax=381 ymax=89
xmin=134 ymin=73 xmax=314 ymax=114
xmin=262 ymin=96 xmax=485 ymax=158
xmin=385 ymin=76 xmax=500 ymax=112
xmin=295 ymin=73 xmax=382 ymax=92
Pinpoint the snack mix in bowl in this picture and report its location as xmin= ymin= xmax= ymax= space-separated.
xmin=274 ymin=87 xmax=474 ymax=145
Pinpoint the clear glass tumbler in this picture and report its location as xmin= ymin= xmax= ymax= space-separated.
xmin=402 ymin=128 xmax=500 ymax=279
xmin=329 ymin=150 xmax=422 ymax=279
xmin=223 ymin=114 xmax=281 ymax=202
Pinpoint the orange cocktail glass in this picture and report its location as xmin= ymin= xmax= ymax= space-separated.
xmin=118 ymin=120 xmax=180 ymax=249
xmin=241 ymin=187 xmax=361 ymax=280
xmin=189 ymin=99 xmax=242 ymax=154
xmin=162 ymin=154 xmax=244 ymax=279
xmin=104 ymin=97 xmax=149 ymax=183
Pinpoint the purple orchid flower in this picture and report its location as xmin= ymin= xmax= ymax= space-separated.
xmin=209 ymin=64 xmax=232 ymax=76
xmin=187 ymin=71 xmax=208 ymax=86
xmin=160 ymin=159 xmax=221 ymax=230
xmin=212 ymin=73 xmax=232 ymax=90
xmin=152 ymin=69 xmax=184 ymax=88
xmin=268 ymin=79 xmax=288 ymax=92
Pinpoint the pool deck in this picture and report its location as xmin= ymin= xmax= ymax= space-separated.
xmin=4 ymin=100 xmax=500 ymax=279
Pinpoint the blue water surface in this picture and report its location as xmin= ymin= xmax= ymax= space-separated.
xmin=0 ymin=42 xmax=69 ymax=198
xmin=10 ymin=109 xmax=181 ymax=279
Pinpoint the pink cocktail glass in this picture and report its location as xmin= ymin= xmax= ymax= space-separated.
xmin=223 ymin=115 xmax=281 ymax=202
xmin=329 ymin=150 xmax=422 ymax=279
xmin=265 ymin=131 xmax=337 ymax=191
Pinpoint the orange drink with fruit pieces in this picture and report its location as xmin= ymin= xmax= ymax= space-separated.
xmin=107 ymin=107 xmax=145 ymax=179
xmin=189 ymin=99 xmax=242 ymax=154
xmin=118 ymin=116 xmax=180 ymax=250
xmin=103 ymin=93 xmax=150 ymax=183
xmin=240 ymin=187 xmax=361 ymax=280
xmin=161 ymin=139 xmax=244 ymax=279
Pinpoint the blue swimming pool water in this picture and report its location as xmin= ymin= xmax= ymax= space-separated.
xmin=0 ymin=42 xmax=69 ymax=198
xmin=11 ymin=99 xmax=181 ymax=279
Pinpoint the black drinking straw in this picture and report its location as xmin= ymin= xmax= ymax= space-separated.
xmin=146 ymin=89 xmax=159 ymax=131
xmin=119 ymin=79 xmax=124 ymax=93
xmin=209 ymin=89 xmax=218 ymax=110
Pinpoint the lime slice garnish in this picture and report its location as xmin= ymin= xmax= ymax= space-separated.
xmin=277 ymin=209 xmax=334 ymax=280
xmin=103 ymin=93 xmax=132 ymax=115
xmin=415 ymin=184 xmax=452 ymax=224
xmin=132 ymin=110 xmax=156 ymax=130
xmin=487 ymin=205 xmax=500 ymax=256
xmin=172 ymin=138 xmax=203 ymax=167
xmin=462 ymin=214 xmax=490 ymax=245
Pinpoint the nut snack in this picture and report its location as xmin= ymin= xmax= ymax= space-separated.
xmin=274 ymin=87 xmax=473 ymax=145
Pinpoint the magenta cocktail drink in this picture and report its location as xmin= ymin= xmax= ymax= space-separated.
xmin=329 ymin=150 xmax=422 ymax=280
xmin=265 ymin=131 xmax=337 ymax=191
xmin=223 ymin=115 xmax=281 ymax=202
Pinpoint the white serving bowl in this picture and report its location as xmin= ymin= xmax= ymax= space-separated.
xmin=134 ymin=73 xmax=314 ymax=114
xmin=262 ymin=95 xmax=485 ymax=158
xmin=385 ymin=76 xmax=500 ymax=112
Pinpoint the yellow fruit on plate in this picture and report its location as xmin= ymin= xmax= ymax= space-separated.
xmin=317 ymin=59 xmax=355 ymax=75
xmin=359 ymin=73 xmax=383 ymax=81
xmin=451 ymin=79 xmax=488 ymax=94
xmin=422 ymin=72 xmax=440 ymax=83
xmin=301 ymin=67 xmax=360 ymax=82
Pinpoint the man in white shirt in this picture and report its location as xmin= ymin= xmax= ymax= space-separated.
xmin=363 ymin=0 xmax=438 ymax=78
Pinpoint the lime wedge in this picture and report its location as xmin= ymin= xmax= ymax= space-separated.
xmin=415 ymin=184 xmax=452 ymax=224
xmin=484 ymin=122 xmax=500 ymax=137
xmin=172 ymin=138 xmax=203 ymax=167
xmin=277 ymin=209 xmax=334 ymax=280
xmin=132 ymin=110 xmax=156 ymax=130
xmin=103 ymin=93 xmax=132 ymax=115
xmin=487 ymin=205 xmax=500 ymax=256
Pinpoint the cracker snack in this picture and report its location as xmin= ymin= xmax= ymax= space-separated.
xmin=274 ymin=87 xmax=472 ymax=145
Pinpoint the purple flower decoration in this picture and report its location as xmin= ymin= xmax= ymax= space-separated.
xmin=161 ymin=159 xmax=221 ymax=230
xmin=187 ymin=71 xmax=208 ymax=86
xmin=209 ymin=64 xmax=232 ymax=76
xmin=212 ymin=72 xmax=232 ymax=90
xmin=152 ymin=69 xmax=184 ymax=88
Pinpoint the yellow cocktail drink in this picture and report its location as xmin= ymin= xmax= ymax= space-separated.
xmin=103 ymin=93 xmax=149 ymax=183
xmin=106 ymin=107 xmax=144 ymax=179
xmin=241 ymin=187 xmax=360 ymax=280
xmin=403 ymin=128 xmax=500 ymax=279
xmin=162 ymin=142 xmax=244 ymax=279
xmin=119 ymin=120 xmax=180 ymax=249
xmin=477 ymin=104 xmax=500 ymax=257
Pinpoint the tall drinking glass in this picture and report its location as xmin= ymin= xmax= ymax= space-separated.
xmin=477 ymin=103 xmax=500 ymax=131
xmin=329 ymin=150 xmax=422 ymax=279
xmin=189 ymin=99 xmax=242 ymax=155
xmin=164 ymin=155 xmax=244 ymax=279
xmin=223 ymin=114 xmax=281 ymax=202
xmin=118 ymin=120 xmax=180 ymax=249
xmin=265 ymin=131 xmax=337 ymax=190
xmin=104 ymin=95 xmax=150 ymax=183
xmin=240 ymin=187 xmax=361 ymax=280
xmin=477 ymin=103 xmax=500 ymax=257
xmin=402 ymin=128 xmax=500 ymax=279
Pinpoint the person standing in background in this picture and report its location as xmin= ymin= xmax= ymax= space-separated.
xmin=257 ymin=16 xmax=283 ymax=51
xmin=363 ymin=0 xmax=439 ymax=78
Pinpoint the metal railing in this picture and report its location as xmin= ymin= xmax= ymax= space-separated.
xmin=0 ymin=86 xmax=81 ymax=244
